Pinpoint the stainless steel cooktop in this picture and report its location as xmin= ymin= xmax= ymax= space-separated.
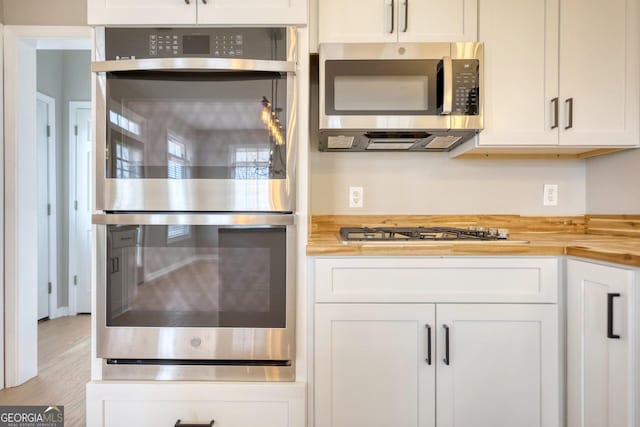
xmin=340 ymin=226 xmax=518 ymax=243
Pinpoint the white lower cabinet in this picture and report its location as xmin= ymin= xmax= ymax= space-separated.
xmin=86 ymin=382 xmax=306 ymax=427
xmin=313 ymin=257 xmax=561 ymax=427
xmin=567 ymin=259 xmax=636 ymax=427
xmin=315 ymin=303 xmax=558 ymax=427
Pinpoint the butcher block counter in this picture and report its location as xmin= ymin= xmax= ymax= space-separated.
xmin=307 ymin=215 xmax=640 ymax=267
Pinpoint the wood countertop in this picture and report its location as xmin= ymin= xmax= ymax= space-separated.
xmin=307 ymin=215 xmax=640 ymax=267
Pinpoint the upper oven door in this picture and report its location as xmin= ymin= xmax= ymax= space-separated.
xmin=93 ymin=28 xmax=297 ymax=212
xmin=94 ymin=213 xmax=296 ymax=361
xmin=320 ymin=43 xmax=452 ymax=130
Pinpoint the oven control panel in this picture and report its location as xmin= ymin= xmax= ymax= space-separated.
xmin=105 ymin=28 xmax=287 ymax=61
xmin=452 ymin=60 xmax=480 ymax=115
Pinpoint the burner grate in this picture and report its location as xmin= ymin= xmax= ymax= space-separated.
xmin=340 ymin=227 xmax=507 ymax=242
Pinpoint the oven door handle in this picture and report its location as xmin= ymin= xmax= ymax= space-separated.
xmin=91 ymin=58 xmax=296 ymax=74
xmin=92 ymin=213 xmax=295 ymax=226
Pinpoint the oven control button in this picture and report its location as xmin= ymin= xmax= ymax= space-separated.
xmin=190 ymin=337 xmax=202 ymax=348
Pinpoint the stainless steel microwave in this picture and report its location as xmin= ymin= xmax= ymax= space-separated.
xmin=319 ymin=42 xmax=483 ymax=152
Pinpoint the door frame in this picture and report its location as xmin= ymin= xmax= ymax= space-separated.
xmin=4 ymin=25 xmax=93 ymax=388
xmin=68 ymin=101 xmax=92 ymax=316
xmin=36 ymin=91 xmax=59 ymax=321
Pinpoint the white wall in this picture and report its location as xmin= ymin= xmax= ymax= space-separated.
xmin=310 ymin=150 xmax=587 ymax=214
xmin=586 ymin=148 xmax=640 ymax=214
xmin=3 ymin=0 xmax=86 ymax=25
xmin=37 ymin=50 xmax=91 ymax=308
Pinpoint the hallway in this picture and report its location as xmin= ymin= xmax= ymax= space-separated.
xmin=0 ymin=315 xmax=91 ymax=426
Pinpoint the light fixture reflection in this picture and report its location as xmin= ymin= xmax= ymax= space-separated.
xmin=261 ymin=97 xmax=285 ymax=146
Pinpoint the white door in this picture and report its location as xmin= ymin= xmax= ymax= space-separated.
xmin=36 ymin=98 xmax=51 ymax=320
xmin=436 ymin=304 xmax=560 ymax=427
xmin=319 ymin=0 xmax=399 ymax=43
xmin=477 ymin=0 xmax=559 ymax=146
xmin=71 ymin=105 xmax=93 ymax=314
xmin=567 ymin=260 xmax=635 ymax=427
xmin=87 ymin=0 xmax=196 ymax=25
xmin=315 ymin=304 xmax=436 ymax=427
xmin=559 ymin=0 xmax=639 ymax=146
xmin=197 ymin=0 xmax=306 ymax=25
xmin=398 ymin=0 xmax=477 ymax=42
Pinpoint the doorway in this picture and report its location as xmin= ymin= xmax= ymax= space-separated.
xmin=4 ymin=26 xmax=93 ymax=388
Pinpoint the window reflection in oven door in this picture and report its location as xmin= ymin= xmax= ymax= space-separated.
xmin=94 ymin=213 xmax=295 ymax=363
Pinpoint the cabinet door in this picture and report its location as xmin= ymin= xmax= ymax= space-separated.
xmin=567 ymin=260 xmax=635 ymax=427
xmin=559 ymin=0 xmax=639 ymax=146
xmin=436 ymin=304 xmax=559 ymax=427
xmin=87 ymin=0 xmax=196 ymax=25
xmin=319 ymin=0 xmax=398 ymax=43
xmin=477 ymin=0 xmax=559 ymax=146
xmin=398 ymin=0 xmax=477 ymax=42
xmin=197 ymin=0 xmax=306 ymax=25
xmin=315 ymin=304 xmax=436 ymax=427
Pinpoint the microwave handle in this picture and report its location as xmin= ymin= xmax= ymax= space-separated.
xmin=91 ymin=58 xmax=296 ymax=74
xmin=441 ymin=56 xmax=453 ymax=115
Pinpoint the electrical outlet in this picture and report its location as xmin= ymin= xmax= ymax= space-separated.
xmin=543 ymin=184 xmax=558 ymax=206
xmin=349 ymin=186 xmax=364 ymax=208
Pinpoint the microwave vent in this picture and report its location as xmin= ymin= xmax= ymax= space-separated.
xmin=426 ymin=136 xmax=463 ymax=149
xmin=327 ymin=135 xmax=355 ymax=149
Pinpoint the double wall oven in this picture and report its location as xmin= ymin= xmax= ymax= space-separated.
xmin=92 ymin=27 xmax=298 ymax=381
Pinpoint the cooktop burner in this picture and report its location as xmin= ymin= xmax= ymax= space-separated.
xmin=340 ymin=226 xmax=510 ymax=242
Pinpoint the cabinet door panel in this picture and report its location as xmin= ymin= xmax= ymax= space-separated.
xmin=478 ymin=0 xmax=559 ymax=146
xmin=319 ymin=0 xmax=398 ymax=43
xmin=88 ymin=0 xmax=196 ymax=25
xmin=197 ymin=0 xmax=307 ymax=25
xmin=559 ymin=0 xmax=639 ymax=146
xmin=399 ymin=0 xmax=477 ymax=42
xmin=567 ymin=260 xmax=635 ymax=427
xmin=315 ymin=304 xmax=435 ymax=427
xmin=436 ymin=304 xmax=559 ymax=427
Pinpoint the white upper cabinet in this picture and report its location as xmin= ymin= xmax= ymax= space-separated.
xmin=478 ymin=0 xmax=559 ymax=146
xmin=88 ymin=0 xmax=197 ymax=25
xmin=318 ymin=0 xmax=477 ymax=44
xmin=88 ymin=0 xmax=307 ymax=25
xmin=559 ymin=0 xmax=639 ymax=146
xmin=477 ymin=0 xmax=639 ymax=149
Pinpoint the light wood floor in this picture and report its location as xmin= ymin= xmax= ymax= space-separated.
xmin=0 ymin=315 xmax=91 ymax=427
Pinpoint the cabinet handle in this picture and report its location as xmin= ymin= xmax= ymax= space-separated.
xmin=400 ymin=0 xmax=409 ymax=32
xmin=201 ymin=0 xmax=207 ymax=3
xmin=425 ymin=324 xmax=432 ymax=365
xmin=607 ymin=293 xmax=621 ymax=339
xmin=184 ymin=0 xmax=190 ymax=4
xmin=175 ymin=421 xmax=214 ymax=427
xmin=564 ymin=97 xmax=574 ymax=130
xmin=385 ymin=0 xmax=395 ymax=34
xmin=442 ymin=324 xmax=450 ymax=365
xmin=550 ymin=97 xmax=559 ymax=129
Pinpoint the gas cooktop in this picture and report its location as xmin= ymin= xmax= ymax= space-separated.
xmin=340 ymin=226 xmax=512 ymax=242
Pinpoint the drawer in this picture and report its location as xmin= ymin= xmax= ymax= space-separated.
xmin=87 ymin=381 xmax=305 ymax=427
xmin=314 ymin=257 xmax=559 ymax=303
xmin=105 ymin=400 xmax=288 ymax=427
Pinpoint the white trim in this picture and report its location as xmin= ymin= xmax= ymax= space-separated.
xmin=36 ymin=92 xmax=59 ymax=321
xmin=68 ymin=101 xmax=92 ymax=317
xmin=0 ymin=22 xmax=4 ymax=391
xmin=4 ymin=25 xmax=93 ymax=388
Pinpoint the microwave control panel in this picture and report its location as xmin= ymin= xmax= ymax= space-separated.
xmin=452 ymin=60 xmax=480 ymax=115
xmin=105 ymin=28 xmax=287 ymax=61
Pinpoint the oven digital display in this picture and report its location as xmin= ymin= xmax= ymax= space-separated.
xmin=183 ymin=35 xmax=210 ymax=55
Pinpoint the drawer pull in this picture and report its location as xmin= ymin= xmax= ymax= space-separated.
xmin=175 ymin=421 xmax=214 ymax=427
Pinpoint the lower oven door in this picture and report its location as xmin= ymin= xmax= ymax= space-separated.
xmin=94 ymin=213 xmax=295 ymax=364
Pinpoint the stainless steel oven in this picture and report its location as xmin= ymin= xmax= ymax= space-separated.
xmin=93 ymin=27 xmax=297 ymax=212
xmin=94 ymin=213 xmax=296 ymax=381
